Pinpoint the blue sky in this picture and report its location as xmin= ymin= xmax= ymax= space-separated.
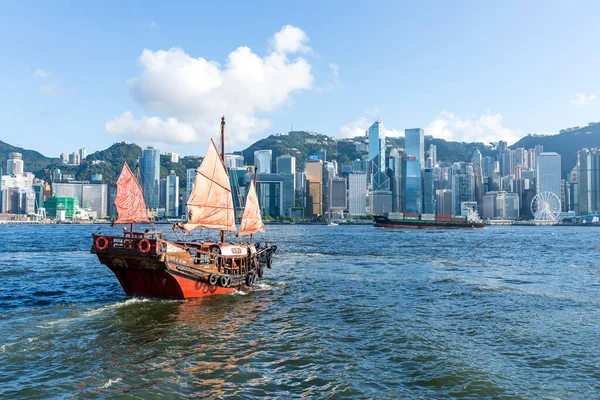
xmin=1 ymin=1 xmax=599 ymax=157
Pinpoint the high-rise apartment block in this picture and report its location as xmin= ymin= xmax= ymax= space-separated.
xmin=140 ymin=147 xmax=161 ymax=209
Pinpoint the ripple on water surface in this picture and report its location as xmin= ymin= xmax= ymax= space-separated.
xmin=1 ymin=224 xmax=600 ymax=398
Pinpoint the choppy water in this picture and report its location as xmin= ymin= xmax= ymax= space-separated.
xmin=1 ymin=224 xmax=600 ymax=398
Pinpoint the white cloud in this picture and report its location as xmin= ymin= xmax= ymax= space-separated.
xmin=426 ymin=111 xmax=520 ymax=145
xmin=108 ymin=25 xmax=314 ymax=146
xmin=37 ymin=83 xmax=62 ymax=96
xmin=339 ymin=117 xmax=402 ymax=138
xmin=106 ymin=111 xmax=197 ymax=143
xmin=270 ymin=25 xmax=311 ymax=54
xmin=570 ymin=93 xmax=597 ymax=106
xmin=35 ymin=68 xmax=48 ymax=78
xmin=340 ymin=117 xmax=369 ymax=138
xmin=329 ymin=62 xmax=339 ymax=84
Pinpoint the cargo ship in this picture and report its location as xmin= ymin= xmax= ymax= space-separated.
xmin=374 ymin=211 xmax=485 ymax=230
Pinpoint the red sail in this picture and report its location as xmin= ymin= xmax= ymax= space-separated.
xmin=114 ymin=162 xmax=150 ymax=224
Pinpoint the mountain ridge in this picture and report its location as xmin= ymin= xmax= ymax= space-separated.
xmin=2 ymin=122 xmax=598 ymax=184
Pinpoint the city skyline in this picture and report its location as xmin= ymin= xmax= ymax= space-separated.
xmin=2 ymin=1 xmax=600 ymax=156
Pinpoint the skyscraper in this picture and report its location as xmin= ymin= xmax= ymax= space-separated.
xmin=165 ymin=170 xmax=179 ymax=217
xmin=305 ymin=160 xmax=323 ymax=217
xmin=426 ymin=144 xmax=437 ymax=168
xmin=403 ymin=128 xmax=424 ymax=213
xmin=348 ymin=173 xmax=367 ymax=216
xmin=450 ymin=163 xmax=474 ymax=215
xmin=225 ymin=154 xmax=244 ymax=169
xmin=577 ymin=148 xmax=600 ymax=215
xmin=471 ymin=150 xmax=483 ymax=212
xmin=388 ymin=148 xmax=403 ymax=212
xmin=369 ymin=119 xmax=389 ymax=191
xmin=140 ymin=147 xmax=161 ymax=209
xmin=422 ymin=168 xmax=435 ymax=214
xmin=369 ymin=119 xmax=386 ymax=174
xmin=79 ymin=147 xmax=87 ymax=161
xmin=405 ymin=128 xmax=425 ymax=169
xmin=536 ymin=152 xmax=562 ymax=200
xmin=276 ymin=154 xmax=296 ymax=174
xmin=6 ymin=153 xmax=24 ymax=175
xmin=497 ymin=140 xmax=507 ymax=173
xmin=329 ymin=177 xmax=347 ymax=211
xmin=254 ymin=150 xmax=272 ymax=173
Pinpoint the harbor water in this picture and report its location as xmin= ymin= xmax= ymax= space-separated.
xmin=1 ymin=224 xmax=599 ymax=398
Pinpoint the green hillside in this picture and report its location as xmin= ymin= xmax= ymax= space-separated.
xmin=511 ymin=123 xmax=600 ymax=177
xmin=0 ymin=140 xmax=58 ymax=173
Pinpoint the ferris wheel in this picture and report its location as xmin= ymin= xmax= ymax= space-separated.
xmin=531 ymin=191 xmax=561 ymax=221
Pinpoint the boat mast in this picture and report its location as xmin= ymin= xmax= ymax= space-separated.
xmin=131 ymin=162 xmax=141 ymax=234
xmin=220 ymin=116 xmax=226 ymax=244
xmin=249 ymin=167 xmax=259 ymax=244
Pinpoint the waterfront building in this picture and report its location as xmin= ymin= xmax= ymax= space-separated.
xmin=52 ymin=182 xmax=108 ymax=218
xmin=348 ymin=172 xmax=367 ymax=216
xmin=426 ymin=144 xmax=437 ymax=168
xmin=423 ymin=168 xmax=435 ymax=214
xmin=229 ymin=167 xmax=250 ymax=219
xmin=351 ymin=159 xmax=368 ymax=173
xmin=254 ymin=150 xmax=272 ymax=173
xmin=482 ymin=156 xmax=494 ymax=178
xmin=388 ymin=149 xmax=403 ymax=212
xmin=577 ymin=148 xmax=600 ymax=215
xmin=536 ymin=152 xmax=562 ymax=200
xmin=435 ymin=189 xmax=453 ymax=215
xmin=185 ymin=168 xmax=196 ymax=209
xmin=329 ymin=177 xmax=347 ymax=211
xmin=159 ymin=178 xmax=166 ymax=209
xmin=140 ymin=147 xmax=160 ymax=209
xmin=369 ymin=119 xmax=389 ymax=192
xmin=471 ymin=150 xmax=483 ymax=212
xmin=405 ymin=128 xmax=425 ymax=169
xmin=256 ymin=173 xmax=295 ymax=217
xmin=403 ymin=128 xmax=425 ymax=213
xmin=570 ymin=182 xmax=579 ymax=214
xmin=225 ymin=154 xmax=244 ymax=169
xmin=483 ymin=191 xmax=520 ymax=220
xmin=497 ymin=140 xmax=507 ymax=173
xmin=450 ymin=163 xmax=474 ymax=215
xmin=276 ymin=154 xmax=296 ymax=174
xmin=165 ymin=171 xmax=179 ymax=217
xmin=305 ymin=160 xmax=323 ymax=217
xmin=6 ymin=153 xmax=24 ymax=175
xmin=323 ymin=161 xmax=338 ymax=210
xmin=295 ymin=171 xmax=306 ymax=194
xmin=561 ymin=179 xmax=570 ymax=212
xmin=501 ymin=149 xmax=512 ymax=176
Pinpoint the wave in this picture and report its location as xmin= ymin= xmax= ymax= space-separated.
xmin=100 ymin=377 xmax=122 ymax=389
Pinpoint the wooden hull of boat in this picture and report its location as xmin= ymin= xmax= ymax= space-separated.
xmin=107 ymin=263 xmax=238 ymax=299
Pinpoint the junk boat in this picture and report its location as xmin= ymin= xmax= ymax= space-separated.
xmin=374 ymin=210 xmax=485 ymax=230
xmin=91 ymin=117 xmax=277 ymax=299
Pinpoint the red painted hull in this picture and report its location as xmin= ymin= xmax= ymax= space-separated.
xmin=374 ymin=223 xmax=479 ymax=230
xmin=108 ymin=264 xmax=238 ymax=299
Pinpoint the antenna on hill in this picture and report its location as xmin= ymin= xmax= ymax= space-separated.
xmin=291 ymin=124 xmax=293 ymax=132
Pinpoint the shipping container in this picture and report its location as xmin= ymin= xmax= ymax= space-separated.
xmin=436 ymin=214 xmax=452 ymax=220
xmin=388 ymin=212 xmax=404 ymax=220
xmin=404 ymin=216 xmax=420 ymax=220
xmin=404 ymin=212 xmax=421 ymax=217
xmin=421 ymin=214 xmax=435 ymax=221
